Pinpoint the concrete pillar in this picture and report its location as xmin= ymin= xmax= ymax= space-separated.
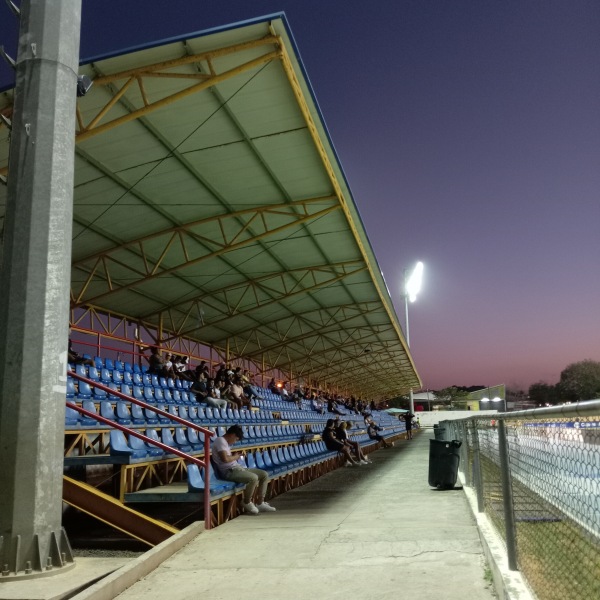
xmin=0 ymin=0 xmax=82 ymax=579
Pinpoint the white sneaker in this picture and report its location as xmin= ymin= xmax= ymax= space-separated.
xmin=244 ymin=502 xmax=259 ymax=515
xmin=360 ymin=460 xmax=369 ymax=465
xmin=256 ymin=501 xmax=276 ymax=512
xmin=345 ymin=461 xmax=353 ymax=467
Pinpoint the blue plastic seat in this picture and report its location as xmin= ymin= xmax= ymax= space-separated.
xmin=159 ymin=377 xmax=168 ymax=388
xmin=93 ymin=384 xmax=107 ymax=401
xmin=122 ymin=371 xmax=133 ymax=385
xmin=112 ymin=369 xmax=124 ymax=384
xmin=114 ymin=360 xmax=124 ymax=371
xmin=64 ymin=406 xmax=80 ymax=428
xmin=100 ymin=401 xmax=116 ymax=421
xmin=151 ymin=374 xmax=160 ymax=388
xmin=88 ymin=366 xmax=100 ymax=381
xmin=186 ymin=428 xmax=204 ymax=451
xmin=132 ymin=363 xmax=141 ymax=374
xmin=187 ymin=464 xmax=205 ymax=492
xmin=80 ymin=400 xmax=99 ymax=426
xmin=173 ymin=428 xmax=192 ymax=453
xmin=93 ymin=356 xmax=103 ymax=369
xmin=104 ymin=358 xmax=114 ymax=370
xmin=74 ymin=364 xmax=88 ymax=379
xmin=144 ymin=386 xmax=155 ymax=403
xmin=66 ymin=378 xmax=76 ymax=400
xmin=163 ymin=389 xmax=174 ymax=404
xmin=160 ymin=428 xmax=179 ymax=453
xmin=155 ymin=404 xmax=171 ymax=425
xmin=188 ymin=406 xmax=201 ymax=423
xmin=116 ymin=401 xmax=132 ymax=425
xmin=107 ymin=383 xmax=120 ymax=401
xmin=123 ymin=361 xmax=133 ymax=372
xmin=142 ymin=373 xmax=152 ymax=386
xmin=132 ymin=372 xmax=143 ymax=386
xmin=172 ymin=390 xmax=181 ymax=403
xmin=178 ymin=406 xmax=189 ymax=421
xmin=144 ymin=407 xmax=159 ymax=425
xmin=142 ymin=429 xmax=165 ymax=456
xmin=154 ymin=388 xmax=164 ymax=403
xmin=110 ymin=430 xmax=147 ymax=459
xmin=130 ymin=403 xmax=146 ymax=425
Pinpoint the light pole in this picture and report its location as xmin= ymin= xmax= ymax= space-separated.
xmin=403 ymin=261 xmax=423 ymax=415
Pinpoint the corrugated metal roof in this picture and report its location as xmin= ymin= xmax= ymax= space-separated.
xmin=0 ymin=15 xmax=420 ymax=398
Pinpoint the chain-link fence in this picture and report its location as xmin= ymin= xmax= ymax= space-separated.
xmin=441 ymin=402 xmax=600 ymax=600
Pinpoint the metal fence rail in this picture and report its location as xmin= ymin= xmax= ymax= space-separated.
xmin=441 ymin=400 xmax=600 ymax=600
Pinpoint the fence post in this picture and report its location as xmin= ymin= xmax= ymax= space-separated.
xmin=472 ymin=422 xmax=485 ymax=513
xmin=498 ymin=418 xmax=519 ymax=571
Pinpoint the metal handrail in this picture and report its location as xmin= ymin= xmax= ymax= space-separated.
xmin=68 ymin=371 xmax=214 ymax=529
xmin=453 ymin=398 xmax=600 ymax=421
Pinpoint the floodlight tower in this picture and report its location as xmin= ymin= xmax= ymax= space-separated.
xmin=403 ymin=261 xmax=423 ymax=414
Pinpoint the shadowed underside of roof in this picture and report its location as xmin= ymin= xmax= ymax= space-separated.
xmin=0 ymin=15 xmax=420 ymax=398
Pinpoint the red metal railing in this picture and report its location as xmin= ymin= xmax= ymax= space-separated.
xmin=68 ymin=371 xmax=215 ymax=530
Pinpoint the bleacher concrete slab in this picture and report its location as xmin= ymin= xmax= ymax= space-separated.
xmin=70 ymin=522 xmax=204 ymax=600
xmin=0 ymin=558 xmax=129 ymax=600
xmin=109 ymin=433 xmax=496 ymax=600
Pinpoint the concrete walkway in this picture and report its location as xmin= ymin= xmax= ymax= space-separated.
xmin=114 ymin=432 xmax=496 ymax=600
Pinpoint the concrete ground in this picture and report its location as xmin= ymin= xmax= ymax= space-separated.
xmin=111 ymin=431 xmax=496 ymax=600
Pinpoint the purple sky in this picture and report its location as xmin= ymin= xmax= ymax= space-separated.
xmin=1 ymin=1 xmax=598 ymax=392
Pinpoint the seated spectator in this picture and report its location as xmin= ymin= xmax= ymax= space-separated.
xmin=242 ymin=369 xmax=263 ymax=401
xmin=336 ymin=420 xmax=370 ymax=464
xmin=195 ymin=361 xmax=210 ymax=380
xmin=68 ymin=339 xmax=94 ymax=367
xmin=268 ymin=378 xmax=281 ymax=396
xmin=191 ymin=372 xmax=229 ymax=409
xmin=144 ymin=346 xmax=170 ymax=377
xmin=227 ymin=376 xmax=252 ymax=410
xmin=366 ymin=417 xmax=392 ymax=448
xmin=310 ymin=393 xmax=324 ymax=414
xmin=173 ymin=355 xmax=194 ymax=381
xmin=327 ymin=397 xmax=344 ymax=416
xmin=215 ymin=363 xmax=229 ymax=384
xmin=212 ymin=425 xmax=276 ymax=515
xmin=321 ymin=419 xmax=360 ymax=466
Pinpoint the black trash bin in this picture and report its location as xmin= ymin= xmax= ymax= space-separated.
xmin=433 ymin=424 xmax=446 ymax=440
xmin=428 ymin=439 xmax=462 ymax=489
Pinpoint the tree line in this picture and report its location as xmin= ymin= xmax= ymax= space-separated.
xmin=528 ymin=359 xmax=600 ymax=405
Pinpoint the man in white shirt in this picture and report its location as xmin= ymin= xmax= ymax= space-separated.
xmin=212 ymin=425 xmax=276 ymax=515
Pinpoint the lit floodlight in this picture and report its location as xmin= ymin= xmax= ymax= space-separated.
xmin=481 ymin=397 xmax=490 ymax=403
xmin=406 ymin=261 xmax=424 ymax=302
xmin=491 ymin=397 xmax=502 ymax=403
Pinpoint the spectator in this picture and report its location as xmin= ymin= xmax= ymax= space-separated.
xmin=242 ymin=369 xmax=263 ymax=401
xmin=268 ymin=378 xmax=280 ymax=396
xmin=322 ymin=419 xmax=360 ymax=466
xmin=366 ymin=417 xmax=393 ymax=449
xmin=215 ymin=363 xmax=229 ymax=384
xmin=212 ymin=425 xmax=276 ymax=515
xmin=68 ymin=339 xmax=94 ymax=367
xmin=227 ymin=376 xmax=252 ymax=409
xmin=145 ymin=347 xmax=169 ymax=377
xmin=191 ymin=372 xmax=229 ymax=409
xmin=336 ymin=420 xmax=370 ymax=464
xmin=403 ymin=411 xmax=415 ymax=440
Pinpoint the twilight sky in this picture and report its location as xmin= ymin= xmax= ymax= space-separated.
xmin=1 ymin=1 xmax=598 ymax=392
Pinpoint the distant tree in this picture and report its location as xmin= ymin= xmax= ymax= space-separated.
xmin=387 ymin=395 xmax=409 ymax=409
xmin=434 ymin=386 xmax=470 ymax=409
xmin=556 ymin=360 xmax=600 ymax=401
xmin=528 ymin=382 xmax=559 ymax=405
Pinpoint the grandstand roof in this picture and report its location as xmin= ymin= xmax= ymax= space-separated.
xmin=0 ymin=14 xmax=421 ymax=398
